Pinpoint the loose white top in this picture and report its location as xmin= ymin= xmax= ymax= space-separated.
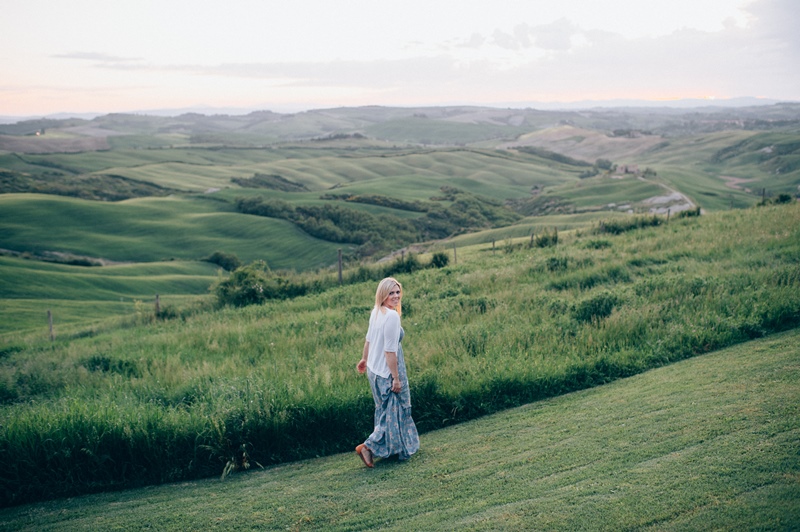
xmin=365 ymin=306 xmax=400 ymax=378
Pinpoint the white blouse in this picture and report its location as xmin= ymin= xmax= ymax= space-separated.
xmin=365 ymin=306 xmax=400 ymax=379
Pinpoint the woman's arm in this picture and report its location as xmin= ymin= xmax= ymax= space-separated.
xmin=357 ymin=341 xmax=369 ymax=373
xmin=385 ymin=351 xmax=401 ymax=393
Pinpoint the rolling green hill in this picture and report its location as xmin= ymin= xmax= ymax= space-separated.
xmin=0 ymin=194 xmax=343 ymax=267
xmin=0 ymin=256 xmax=217 ymax=336
xmin=2 ymin=104 xmax=799 ymax=338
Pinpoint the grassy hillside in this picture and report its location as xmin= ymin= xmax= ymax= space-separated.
xmin=1 ymin=329 xmax=797 ymax=530
xmin=0 ymin=145 xmax=599 ymax=335
xmin=511 ymin=126 xmax=800 ymax=210
xmin=2 ymin=105 xmax=798 ymax=341
xmin=1 ymin=203 xmax=797 ymax=506
xmin=0 ymin=256 xmax=219 ymax=336
xmin=0 ymin=194 xmax=343 ymax=266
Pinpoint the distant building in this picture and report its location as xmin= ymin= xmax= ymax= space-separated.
xmin=616 ymin=164 xmax=639 ymax=175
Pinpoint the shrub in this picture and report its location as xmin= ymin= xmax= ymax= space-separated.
xmin=573 ymin=291 xmax=618 ymax=323
xmin=82 ymin=356 xmax=141 ymax=378
xmin=546 ymin=257 xmax=569 ymax=272
xmin=676 ymin=207 xmax=701 ymax=219
xmin=584 ymin=239 xmax=612 ymax=249
xmin=594 ymin=216 xmax=662 ymax=235
xmin=532 ymin=228 xmax=559 ymax=248
xmin=205 ymin=251 xmax=242 ymax=271
xmin=430 ymin=252 xmax=450 ymax=268
xmin=212 ymin=261 xmax=272 ymax=307
xmin=383 ymin=253 xmax=423 ymax=277
xmin=757 ymin=193 xmax=795 ymax=207
xmin=212 ymin=261 xmax=309 ymax=307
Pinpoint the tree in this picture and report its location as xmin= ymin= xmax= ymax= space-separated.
xmin=205 ymin=251 xmax=241 ymax=271
xmin=595 ymin=158 xmax=613 ymax=170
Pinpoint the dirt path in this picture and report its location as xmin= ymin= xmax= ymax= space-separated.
xmin=720 ymin=175 xmax=757 ymax=192
xmin=637 ymin=175 xmax=699 ymax=214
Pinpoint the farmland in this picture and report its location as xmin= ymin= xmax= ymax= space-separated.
xmin=3 ymin=104 xmax=799 ymax=335
xmin=1 ymin=104 xmax=799 ymax=519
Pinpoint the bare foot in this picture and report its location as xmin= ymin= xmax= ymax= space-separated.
xmin=355 ymin=444 xmax=373 ymax=468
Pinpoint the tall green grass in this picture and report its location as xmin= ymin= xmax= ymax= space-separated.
xmin=0 ymin=203 xmax=798 ymax=506
xmin=1 ymin=329 xmax=795 ymax=530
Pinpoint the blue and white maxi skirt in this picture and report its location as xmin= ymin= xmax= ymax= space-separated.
xmin=364 ymin=342 xmax=419 ymax=461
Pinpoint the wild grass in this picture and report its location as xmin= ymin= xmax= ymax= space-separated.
xmin=0 ymin=203 xmax=798 ymax=506
xmin=0 ymin=329 xmax=797 ymax=530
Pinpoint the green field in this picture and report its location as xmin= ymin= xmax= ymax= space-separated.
xmin=1 ymin=104 xmax=799 ymax=520
xmin=1 ymin=142 xmax=607 ymax=335
xmin=0 ymin=194 xmax=344 ymax=265
xmin=1 ymin=328 xmax=796 ymax=530
xmin=0 ymin=255 xmax=218 ymax=335
xmin=1 ymin=203 xmax=798 ymax=508
xmin=2 ymin=105 xmax=798 ymax=339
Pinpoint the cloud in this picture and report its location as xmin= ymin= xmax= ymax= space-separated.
xmin=79 ymin=55 xmax=460 ymax=91
xmin=461 ymin=33 xmax=487 ymax=49
xmin=745 ymin=0 xmax=799 ymax=62
xmin=39 ymin=0 xmax=799 ymax=109
xmin=454 ymin=17 xmax=596 ymax=57
xmin=477 ymin=19 xmax=580 ymax=52
xmin=530 ymin=19 xmax=580 ymax=51
xmin=53 ymin=52 xmax=142 ymax=63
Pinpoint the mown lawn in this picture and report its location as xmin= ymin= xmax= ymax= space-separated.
xmin=1 ymin=329 xmax=797 ymax=531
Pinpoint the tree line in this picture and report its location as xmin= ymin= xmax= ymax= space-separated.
xmin=235 ymin=187 xmax=521 ymax=258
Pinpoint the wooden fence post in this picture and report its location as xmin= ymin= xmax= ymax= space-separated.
xmin=155 ymin=294 xmax=160 ymax=316
xmin=338 ymin=249 xmax=343 ymax=285
xmin=492 ymin=240 xmax=495 ymax=254
xmin=453 ymin=243 xmax=457 ymax=265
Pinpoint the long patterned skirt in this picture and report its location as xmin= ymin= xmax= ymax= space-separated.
xmin=364 ymin=345 xmax=419 ymax=460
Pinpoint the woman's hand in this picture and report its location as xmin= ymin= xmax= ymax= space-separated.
xmin=391 ymin=378 xmax=401 ymax=393
xmin=357 ymin=359 xmax=367 ymax=374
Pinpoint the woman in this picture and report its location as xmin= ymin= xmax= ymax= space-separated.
xmin=355 ymin=277 xmax=420 ymax=467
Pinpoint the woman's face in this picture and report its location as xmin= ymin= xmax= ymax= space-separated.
xmin=382 ymin=284 xmax=401 ymax=310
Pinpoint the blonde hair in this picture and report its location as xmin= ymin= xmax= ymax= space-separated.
xmin=374 ymin=277 xmax=402 ymax=316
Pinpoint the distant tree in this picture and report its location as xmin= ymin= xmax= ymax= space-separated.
xmin=642 ymin=167 xmax=657 ymax=177
xmin=595 ymin=158 xmax=613 ymax=170
xmin=205 ymin=251 xmax=241 ymax=271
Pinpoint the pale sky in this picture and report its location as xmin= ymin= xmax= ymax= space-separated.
xmin=1 ymin=0 xmax=797 ymax=117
